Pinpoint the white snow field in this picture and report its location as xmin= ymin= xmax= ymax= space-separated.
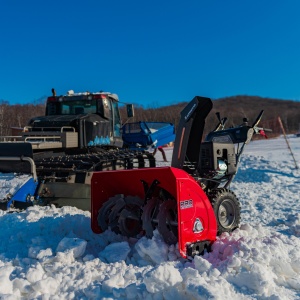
xmin=0 ymin=135 xmax=299 ymax=299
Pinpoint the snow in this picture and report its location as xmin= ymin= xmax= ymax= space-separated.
xmin=0 ymin=174 xmax=31 ymax=200
xmin=0 ymin=135 xmax=299 ymax=299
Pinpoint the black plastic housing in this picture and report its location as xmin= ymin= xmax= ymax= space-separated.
xmin=171 ymin=96 xmax=213 ymax=172
xmin=199 ymin=141 xmax=237 ymax=176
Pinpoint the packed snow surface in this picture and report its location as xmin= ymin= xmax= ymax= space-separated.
xmin=0 ymin=136 xmax=299 ymax=299
xmin=0 ymin=174 xmax=31 ymax=200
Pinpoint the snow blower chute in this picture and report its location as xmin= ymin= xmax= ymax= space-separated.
xmin=91 ymin=96 xmax=268 ymax=258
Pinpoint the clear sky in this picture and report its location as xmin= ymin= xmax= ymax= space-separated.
xmin=1 ymin=0 xmax=300 ymax=107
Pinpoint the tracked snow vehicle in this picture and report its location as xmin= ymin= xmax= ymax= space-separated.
xmin=0 ymin=90 xmax=157 ymax=210
xmin=91 ymin=96 xmax=268 ymax=258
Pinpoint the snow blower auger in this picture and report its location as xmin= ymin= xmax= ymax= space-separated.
xmin=91 ymin=96 xmax=268 ymax=258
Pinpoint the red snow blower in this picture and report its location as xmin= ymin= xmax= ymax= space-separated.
xmin=91 ymin=96 xmax=267 ymax=258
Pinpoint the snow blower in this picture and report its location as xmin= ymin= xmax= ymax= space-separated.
xmin=91 ymin=96 xmax=268 ymax=258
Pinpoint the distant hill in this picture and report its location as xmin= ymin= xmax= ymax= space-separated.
xmin=209 ymin=96 xmax=300 ymax=135
xmin=1 ymin=95 xmax=299 ymax=138
xmin=126 ymin=95 xmax=300 ymax=137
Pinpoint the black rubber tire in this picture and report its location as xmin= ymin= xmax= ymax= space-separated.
xmin=208 ymin=188 xmax=241 ymax=235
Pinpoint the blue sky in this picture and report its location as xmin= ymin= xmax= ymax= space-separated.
xmin=1 ymin=0 xmax=300 ymax=107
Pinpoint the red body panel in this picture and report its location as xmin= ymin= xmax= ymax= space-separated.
xmin=91 ymin=167 xmax=217 ymax=257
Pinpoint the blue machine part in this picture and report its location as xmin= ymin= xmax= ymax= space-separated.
xmin=88 ymin=136 xmax=111 ymax=146
xmin=7 ymin=177 xmax=39 ymax=209
xmin=122 ymin=122 xmax=175 ymax=150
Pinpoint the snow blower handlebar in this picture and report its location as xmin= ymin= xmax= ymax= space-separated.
xmin=251 ymin=110 xmax=272 ymax=138
xmin=213 ymin=112 xmax=228 ymax=131
xmin=170 ymin=99 xmax=269 ymax=191
xmin=189 ymin=109 xmax=271 ymax=191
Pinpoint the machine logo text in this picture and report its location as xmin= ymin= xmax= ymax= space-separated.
xmin=180 ymin=199 xmax=193 ymax=209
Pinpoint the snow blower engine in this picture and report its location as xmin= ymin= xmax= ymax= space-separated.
xmin=91 ymin=96 xmax=268 ymax=258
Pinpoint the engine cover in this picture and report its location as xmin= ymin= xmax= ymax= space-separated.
xmin=199 ymin=142 xmax=237 ymax=176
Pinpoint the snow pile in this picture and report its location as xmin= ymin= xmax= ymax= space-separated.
xmin=0 ymin=173 xmax=31 ymax=200
xmin=0 ymin=136 xmax=298 ymax=299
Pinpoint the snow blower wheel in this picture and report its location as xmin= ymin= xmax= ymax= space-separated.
xmin=209 ymin=188 xmax=241 ymax=235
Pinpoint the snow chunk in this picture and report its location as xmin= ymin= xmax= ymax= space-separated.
xmin=0 ymin=266 xmax=14 ymax=294
xmin=135 ymin=230 xmax=169 ymax=264
xmin=143 ymin=263 xmax=182 ymax=293
xmin=99 ymin=241 xmax=131 ymax=263
xmin=13 ymin=278 xmax=31 ymax=294
xmin=28 ymin=246 xmax=53 ymax=260
xmin=36 ymin=248 xmax=53 ymax=260
xmin=102 ymin=272 xmax=125 ymax=293
xmin=32 ymin=277 xmax=59 ymax=295
xmin=56 ymin=236 xmax=87 ymax=258
xmin=194 ymin=256 xmax=212 ymax=274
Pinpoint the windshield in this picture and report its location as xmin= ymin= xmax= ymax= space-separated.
xmin=59 ymin=100 xmax=97 ymax=115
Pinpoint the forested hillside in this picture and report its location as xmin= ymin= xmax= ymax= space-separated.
xmin=0 ymin=96 xmax=299 ymax=137
xmin=121 ymin=95 xmax=300 ymax=137
xmin=0 ymin=101 xmax=45 ymax=136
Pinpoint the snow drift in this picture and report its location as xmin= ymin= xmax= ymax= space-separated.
xmin=0 ymin=136 xmax=299 ymax=299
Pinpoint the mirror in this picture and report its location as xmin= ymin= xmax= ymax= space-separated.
xmin=126 ymin=104 xmax=134 ymax=118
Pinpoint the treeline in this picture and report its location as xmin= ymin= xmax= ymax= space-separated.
xmin=120 ymin=96 xmax=300 ymax=138
xmin=0 ymin=101 xmax=45 ymax=136
xmin=210 ymin=96 xmax=300 ymax=136
xmin=0 ymin=96 xmax=299 ymax=137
